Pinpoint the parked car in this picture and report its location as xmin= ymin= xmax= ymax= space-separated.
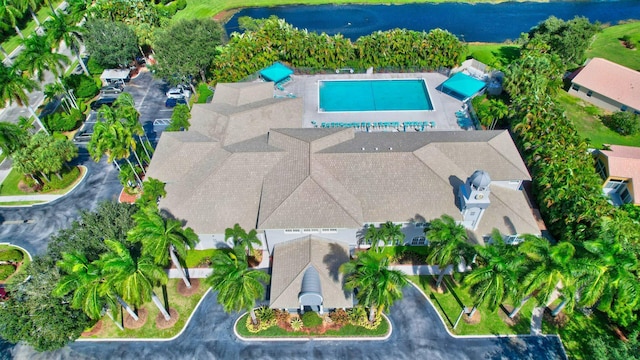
xmin=100 ymin=85 xmax=123 ymax=95
xmin=165 ymin=97 xmax=188 ymax=108
xmin=90 ymin=97 xmax=117 ymax=110
xmin=166 ymin=85 xmax=190 ymax=99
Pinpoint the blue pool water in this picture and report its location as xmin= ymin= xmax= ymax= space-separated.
xmin=319 ymin=79 xmax=433 ymax=112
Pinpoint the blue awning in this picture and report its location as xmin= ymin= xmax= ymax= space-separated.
xmin=260 ymin=62 xmax=293 ymax=84
xmin=441 ymin=73 xmax=486 ymax=100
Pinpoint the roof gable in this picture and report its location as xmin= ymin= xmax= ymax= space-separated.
xmin=572 ymin=58 xmax=640 ymax=111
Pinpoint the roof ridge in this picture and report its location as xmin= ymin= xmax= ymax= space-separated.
xmin=307 ymin=176 xmax=363 ymax=227
xmin=487 ymin=131 xmax=531 ymax=179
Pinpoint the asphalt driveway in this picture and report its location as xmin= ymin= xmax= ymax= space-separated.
xmin=8 ymin=285 xmax=566 ymax=360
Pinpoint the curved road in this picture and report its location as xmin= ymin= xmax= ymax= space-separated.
xmin=9 ymin=286 xmax=566 ymax=360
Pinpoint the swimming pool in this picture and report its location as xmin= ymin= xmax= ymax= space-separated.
xmin=318 ymin=79 xmax=433 ymax=112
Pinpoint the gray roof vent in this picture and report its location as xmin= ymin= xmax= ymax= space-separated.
xmin=299 ymin=266 xmax=323 ymax=306
xmin=469 ymin=170 xmax=491 ymax=190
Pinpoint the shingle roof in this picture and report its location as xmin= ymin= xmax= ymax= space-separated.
xmin=600 ymin=145 xmax=640 ymax=204
xmin=572 ymin=58 xmax=640 ymax=111
xmin=269 ymin=236 xmax=352 ymax=309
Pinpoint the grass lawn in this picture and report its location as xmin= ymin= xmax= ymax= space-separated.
xmin=174 ymin=0 xmax=509 ymax=22
xmin=555 ymin=91 xmax=640 ymax=149
xmin=83 ymin=279 xmax=209 ymax=339
xmin=236 ymin=312 xmax=390 ymax=337
xmin=196 ymin=83 xmax=214 ymax=104
xmin=467 ymin=43 xmax=520 ymax=70
xmin=585 ymin=21 xmax=640 ymax=70
xmin=0 ymin=200 xmax=45 ymax=206
xmin=1 ymin=1 xmax=65 ymax=54
xmin=0 ymin=244 xmax=32 ymax=285
xmin=409 ymin=275 xmax=533 ymax=336
xmin=542 ymin=309 xmax=619 ymax=360
xmin=0 ymin=166 xmax=83 ymax=196
xmin=184 ymin=248 xmax=231 ymax=268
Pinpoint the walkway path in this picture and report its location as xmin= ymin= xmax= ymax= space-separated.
xmin=7 ymin=285 xmax=567 ymax=360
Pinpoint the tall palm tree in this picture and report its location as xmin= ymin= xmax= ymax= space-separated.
xmin=136 ymin=177 xmax=166 ymax=207
xmin=204 ymin=246 xmax=270 ymax=325
xmin=519 ymin=236 xmax=578 ymax=314
xmin=341 ymin=251 xmax=409 ymax=322
xmin=98 ymin=240 xmax=172 ymax=320
xmin=463 ymin=229 xmax=525 ymax=316
xmin=44 ymin=11 xmax=89 ymax=76
xmin=114 ymin=93 xmax=149 ymax=170
xmin=24 ymin=0 xmax=42 ymax=28
xmin=381 ymin=221 xmax=405 ymax=247
xmin=363 ymin=224 xmax=383 ymax=252
xmin=16 ymin=34 xmax=69 ymax=82
xmin=0 ymin=122 xmax=27 ymax=156
xmin=0 ymin=62 xmax=47 ymax=134
xmin=225 ymin=223 xmax=261 ymax=258
xmin=128 ymin=206 xmax=199 ymax=288
xmin=425 ymin=214 xmax=471 ymax=290
xmin=0 ymin=0 xmax=26 ymax=39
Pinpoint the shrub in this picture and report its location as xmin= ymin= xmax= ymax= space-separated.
xmin=63 ymin=74 xmax=99 ymax=99
xmin=290 ymin=317 xmax=304 ymax=331
xmin=45 ymin=109 xmax=83 ymax=132
xmin=301 ymin=311 xmax=322 ymax=328
xmin=255 ymin=306 xmax=275 ymax=325
xmin=0 ymin=249 xmax=24 ymax=262
xmin=602 ymin=111 xmax=640 ymax=136
xmin=42 ymin=166 xmax=80 ymax=192
xmin=0 ymin=264 xmax=16 ymax=280
xmin=87 ymin=57 xmax=105 ymax=76
xmin=176 ymin=0 xmax=187 ymax=10
xmin=329 ymin=309 xmax=349 ymax=325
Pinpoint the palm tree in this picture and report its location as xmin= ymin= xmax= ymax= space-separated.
xmin=362 ymin=224 xmax=383 ymax=251
xmin=519 ymin=236 xmax=579 ymax=315
xmin=0 ymin=0 xmax=26 ymax=39
xmin=114 ymin=93 xmax=149 ymax=170
xmin=24 ymin=0 xmax=42 ymax=28
xmin=53 ymin=251 xmax=124 ymax=330
xmin=463 ymin=229 xmax=525 ymax=317
xmin=44 ymin=11 xmax=89 ymax=76
xmin=425 ymin=215 xmax=471 ymax=290
xmin=16 ymin=34 xmax=69 ymax=82
xmin=341 ymin=251 xmax=409 ymax=322
xmin=44 ymin=81 xmax=77 ymax=113
xmin=0 ymin=62 xmax=47 ymax=134
xmin=98 ymin=239 xmax=172 ymax=320
xmin=381 ymin=221 xmax=405 ymax=247
xmin=136 ymin=177 xmax=166 ymax=207
xmin=0 ymin=122 xmax=27 ymax=156
xmin=128 ymin=206 xmax=199 ymax=288
xmin=205 ymin=247 xmax=270 ymax=325
xmin=225 ymin=223 xmax=261 ymax=258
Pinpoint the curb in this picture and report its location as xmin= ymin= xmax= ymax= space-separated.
xmin=0 ymin=242 xmax=33 ymax=261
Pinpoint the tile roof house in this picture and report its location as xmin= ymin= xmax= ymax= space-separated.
xmin=146 ymin=80 xmax=541 ymax=311
xmin=594 ymin=145 xmax=640 ymax=205
xmin=569 ymin=58 xmax=640 ymax=114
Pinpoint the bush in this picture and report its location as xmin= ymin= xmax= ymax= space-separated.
xmin=0 ymin=264 xmax=16 ymax=280
xmin=63 ymin=74 xmax=99 ymax=99
xmin=329 ymin=309 xmax=349 ymax=325
xmin=87 ymin=57 xmax=105 ymax=76
xmin=176 ymin=0 xmax=187 ymax=10
xmin=290 ymin=317 xmax=303 ymax=331
xmin=42 ymin=166 xmax=80 ymax=192
xmin=301 ymin=311 xmax=322 ymax=328
xmin=44 ymin=109 xmax=83 ymax=132
xmin=255 ymin=306 xmax=275 ymax=325
xmin=0 ymin=249 xmax=24 ymax=262
xmin=602 ymin=111 xmax=640 ymax=136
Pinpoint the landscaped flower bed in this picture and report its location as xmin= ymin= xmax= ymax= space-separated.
xmin=236 ymin=306 xmax=389 ymax=338
xmin=0 ymin=245 xmax=30 ymax=284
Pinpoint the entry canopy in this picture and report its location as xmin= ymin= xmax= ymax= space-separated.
xmin=260 ymin=62 xmax=294 ymax=84
xmin=441 ymin=72 xmax=486 ymax=100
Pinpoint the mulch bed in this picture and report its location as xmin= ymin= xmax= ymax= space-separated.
xmin=81 ymin=320 xmax=103 ymax=337
xmin=177 ymin=278 xmax=200 ymax=297
xmin=124 ymin=308 xmax=148 ymax=329
xmin=498 ymin=305 xmax=519 ymax=326
xmin=118 ymin=188 xmax=138 ymax=204
xmin=275 ymin=315 xmax=343 ymax=335
xmin=543 ymin=307 xmax=568 ymax=328
xmin=156 ymin=308 xmax=179 ymax=329
xmin=464 ymin=309 xmax=482 ymax=325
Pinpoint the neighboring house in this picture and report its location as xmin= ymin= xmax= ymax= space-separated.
xmin=594 ymin=145 xmax=640 ymax=206
xmin=568 ymin=58 xmax=640 ymax=114
xmin=146 ymin=80 xmax=541 ymax=311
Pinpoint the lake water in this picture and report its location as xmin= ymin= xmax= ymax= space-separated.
xmin=226 ymin=1 xmax=640 ymax=42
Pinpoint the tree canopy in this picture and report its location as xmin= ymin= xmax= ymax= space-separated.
xmin=84 ymin=19 xmax=139 ymax=68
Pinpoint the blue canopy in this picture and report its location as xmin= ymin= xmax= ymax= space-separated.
xmin=441 ymin=72 xmax=486 ymax=100
xmin=260 ymin=62 xmax=293 ymax=84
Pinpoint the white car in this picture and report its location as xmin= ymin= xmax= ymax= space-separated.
xmin=166 ymin=85 xmax=190 ymax=99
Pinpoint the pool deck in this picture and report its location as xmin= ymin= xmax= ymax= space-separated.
xmin=278 ymin=72 xmax=468 ymax=131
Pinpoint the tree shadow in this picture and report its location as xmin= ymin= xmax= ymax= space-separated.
xmin=322 ymin=242 xmax=349 ymax=283
xmin=494 ymin=46 xmax=520 ymax=64
xmin=430 ymin=293 xmax=455 ymax=328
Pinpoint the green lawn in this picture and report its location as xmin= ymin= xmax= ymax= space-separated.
xmin=1 ymin=1 xmax=65 ymax=54
xmin=0 ymin=168 xmax=28 ymax=196
xmin=184 ymin=248 xmax=231 ymax=268
xmin=555 ymin=91 xmax=640 ymax=149
xmin=409 ymin=275 xmax=533 ymax=336
xmin=467 ymin=43 xmax=520 ymax=70
xmin=585 ymin=21 xmax=640 ymax=70
xmin=83 ymin=279 xmax=208 ymax=339
xmin=0 ymin=244 xmax=32 ymax=285
xmin=0 ymin=166 xmax=83 ymax=196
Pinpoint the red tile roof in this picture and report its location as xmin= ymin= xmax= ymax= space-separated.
xmin=602 ymin=145 xmax=640 ymax=204
xmin=572 ymin=58 xmax=640 ymax=111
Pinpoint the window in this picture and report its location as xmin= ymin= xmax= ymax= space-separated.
xmin=414 ymin=222 xmax=428 ymax=228
xmin=587 ymin=90 xmax=593 ymax=97
xmin=571 ymin=84 xmax=580 ymax=91
xmin=321 ymin=228 xmax=338 ymax=234
xmin=411 ymin=236 xmax=426 ymax=245
xmin=302 ymin=228 xmax=319 ymax=234
xmin=284 ymin=229 xmax=301 ymax=234
xmin=595 ymin=158 xmax=607 ymax=181
xmin=621 ymin=105 xmax=628 ymax=112
xmin=504 ymin=235 xmax=524 ymax=245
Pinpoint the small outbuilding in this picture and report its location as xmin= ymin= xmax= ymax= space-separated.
xmin=440 ymin=72 xmax=486 ymax=101
xmin=100 ymin=69 xmax=130 ymax=86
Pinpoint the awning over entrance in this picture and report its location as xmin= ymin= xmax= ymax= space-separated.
xmin=260 ymin=62 xmax=293 ymax=84
xmin=440 ymin=72 xmax=486 ymax=100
